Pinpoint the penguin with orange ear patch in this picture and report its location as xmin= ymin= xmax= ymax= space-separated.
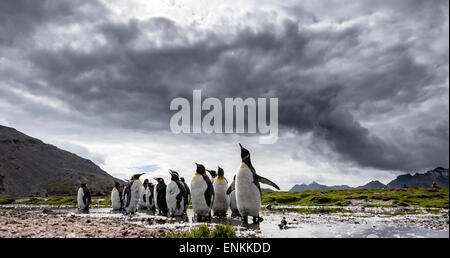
xmin=212 ymin=166 xmax=230 ymax=217
xmin=227 ymin=143 xmax=280 ymax=224
xmin=190 ymin=163 xmax=214 ymax=222
xmin=153 ymin=177 xmax=168 ymax=216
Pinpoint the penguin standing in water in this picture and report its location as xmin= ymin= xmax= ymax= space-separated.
xmin=111 ymin=182 xmax=123 ymax=211
xmin=123 ymin=173 xmax=144 ymax=215
xmin=153 ymin=177 xmax=168 ymax=216
xmin=212 ymin=167 xmax=230 ymax=217
xmin=77 ymin=183 xmax=91 ymax=212
xmin=180 ymin=177 xmax=190 ymax=214
xmin=227 ymin=143 xmax=280 ymax=224
xmin=228 ymin=175 xmax=241 ymax=217
xmin=166 ymin=170 xmax=187 ymax=218
xmin=207 ymin=170 xmax=217 ymax=182
xmin=190 ymin=163 xmax=214 ymax=222
xmin=138 ymin=179 xmax=152 ymax=209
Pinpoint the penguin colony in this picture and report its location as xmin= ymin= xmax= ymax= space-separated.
xmin=77 ymin=143 xmax=279 ymax=224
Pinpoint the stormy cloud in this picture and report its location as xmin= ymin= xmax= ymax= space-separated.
xmin=0 ymin=0 xmax=448 ymax=187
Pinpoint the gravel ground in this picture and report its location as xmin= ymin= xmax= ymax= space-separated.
xmin=0 ymin=209 xmax=176 ymax=238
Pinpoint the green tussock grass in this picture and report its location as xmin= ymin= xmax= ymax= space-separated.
xmin=262 ymin=187 xmax=449 ymax=208
xmin=264 ymin=207 xmax=351 ymax=214
xmin=0 ymin=197 xmax=16 ymax=204
xmin=168 ymin=224 xmax=237 ymax=238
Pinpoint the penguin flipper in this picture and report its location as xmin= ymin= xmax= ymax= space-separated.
xmin=82 ymin=187 xmax=91 ymax=205
xmin=205 ymin=186 xmax=214 ymax=208
xmin=124 ymin=183 xmax=132 ymax=207
xmin=226 ymin=179 xmax=235 ymax=195
xmin=256 ymin=175 xmax=280 ymax=190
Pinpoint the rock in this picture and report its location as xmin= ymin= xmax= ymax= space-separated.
xmin=42 ymin=209 xmax=53 ymax=214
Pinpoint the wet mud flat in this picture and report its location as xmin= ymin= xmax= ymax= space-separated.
xmin=0 ymin=205 xmax=448 ymax=238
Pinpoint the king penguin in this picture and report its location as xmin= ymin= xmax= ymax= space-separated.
xmin=77 ymin=183 xmax=91 ymax=212
xmin=227 ymin=143 xmax=280 ymax=224
xmin=123 ymin=173 xmax=144 ymax=215
xmin=228 ymin=175 xmax=241 ymax=217
xmin=154 ymin=177 xmax=168 ymax=216
xmin=166 ymin=170 xmax=187 ymax=218
xmin=212 ymin=167 xmax=230 ymax=217
xmin=180 ymin=177 xmax=190 ymax=214
xmin=206 ymin=169 xmax=217 ymax=182
xmin=138 ymin=179 xmax=152 ymax=209
xmin=111 ymin=182 xmax=123 ymax=211
xmin=190 ymin=163 xmax=214 ymax=222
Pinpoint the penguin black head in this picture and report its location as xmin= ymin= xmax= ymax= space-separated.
xmin=114 ymin=182 xmax=120 ymax=187
xmin=143 ymin=179 xmax=149 ymax=183
xmin=154 ymin=177 xmax=164 ymax=183
xmin=131 ymin=173 xmax=145 ymax=180
xmin=169 ymin=170 xmax=180 ymax=181
xmin=206 ymin=169 xmax=217 ymax=178
xmin=195 ymin=163 xmax=206 ymax=174
xmin=239 ymin=143 xmax=250 ymax=161
xmin=218 ymin=167 xmax=224 ymax=177
xmin=180 ymin=177 xmax=185 ymax=183
xmin=80 ymin=183 xmax=88 ymax=187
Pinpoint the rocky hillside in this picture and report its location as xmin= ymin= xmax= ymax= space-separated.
xmin=289 ymin=167 xmax=449 ymax=192
xmin=356 ymin=180 xmax=387 ymax=189
xmin=387 ymin=167 xmax=449 ymax=188
xmin=0 ymin=125 xmax=123 ymax=197
xmin=289 ymin=182 xmax=352 ymax=191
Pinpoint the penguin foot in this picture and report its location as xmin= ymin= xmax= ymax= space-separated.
xmin=242 ymin=216 xmax=249 ymax=224
xmin=253 ymin=216 xmax=263 ymax=224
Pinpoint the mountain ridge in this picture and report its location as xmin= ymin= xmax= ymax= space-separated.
xmin=0 ymin=125 xmax=124 ymax=197
xmin=290 ymin=167 xmax=449 ymax=192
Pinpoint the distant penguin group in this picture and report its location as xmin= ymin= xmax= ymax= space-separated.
xmin=101 ymin=143 xmax=280 ymax=224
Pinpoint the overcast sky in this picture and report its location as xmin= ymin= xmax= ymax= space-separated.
xmin=0 ymin=0 xmax=448 ymax=190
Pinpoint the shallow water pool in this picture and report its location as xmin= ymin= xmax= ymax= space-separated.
xmin=20 ymin=205 xmax=449 ymax=238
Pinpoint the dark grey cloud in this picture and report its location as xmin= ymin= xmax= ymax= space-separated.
xmin=0 ymin=0 xmax=448 ymax=174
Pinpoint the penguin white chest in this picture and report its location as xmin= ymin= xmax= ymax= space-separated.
xmin=153 ymin=186 xmax=159 ymax=209
xmin=236 ymin=163 xmax=261 ymax=217
xmin=77 ymin=188 xmax=86 ymax=209
xmin=126 ymin=180 xmax=141 ymax=212
xmin=111 ymin=188 xmax=121 ymax=210
xmin=212 ymin=178 xmax=230 ymax=213
xmin=190 ymin=175 xmax=210 ymax=215
xmin=166 ymin=181 xmax=184 ymax=216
